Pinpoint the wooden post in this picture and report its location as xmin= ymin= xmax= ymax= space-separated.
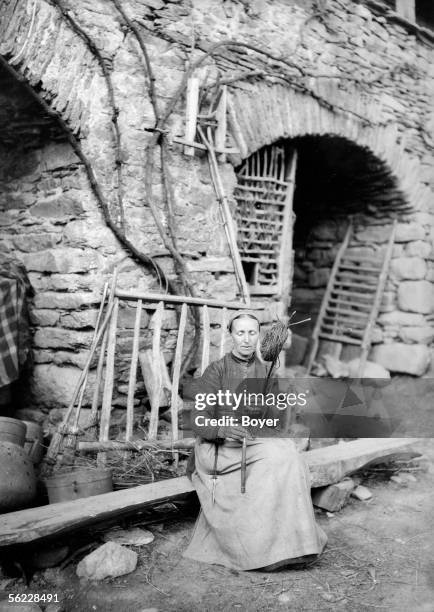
xmin=184 ymin=77 xmax=199 ymax=156
xmin=170 ymin=303 xmax=187 ymax=445
xmin=219 ymin=307 xmax=228 ymax=358
xmin=227 ymin=93 xmax=248 ymax=159
xmin=201 ymin=305 xmax=210 ymax=374
xmin=277 ymin=149 xmax=297 ymax=315
xmin=396 ymin=0 xmax=415 ymax=22
xmin=148 ymin=301 xmax=164 ymax=439
xmin=215 ymin=85 xmax=227 ymax=163
xmin=98 ymin=297 xmax=119 ymax=466
xmin=126 ymin=299 xmax=142 ymax=441
xmin=198 ymin=125 xmax=251 ymax=305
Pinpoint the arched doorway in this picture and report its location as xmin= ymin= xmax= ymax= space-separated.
xmin=234 ymin=134 xmax=409 ymax=371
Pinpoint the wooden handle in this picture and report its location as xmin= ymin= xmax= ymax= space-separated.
xmin=241 ymin=436 xmax=247 ymax=494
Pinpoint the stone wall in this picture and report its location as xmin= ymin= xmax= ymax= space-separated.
xmin=0 ymin=0 xmax=433 ymax=416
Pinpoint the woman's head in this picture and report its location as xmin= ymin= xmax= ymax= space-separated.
xmin=228 ymin=313 xmax=260 ymax=359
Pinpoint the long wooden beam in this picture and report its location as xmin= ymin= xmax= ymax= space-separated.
xmin=0 ymin=438 xmax=421 ymax=547
xmin=114 ymin=290 xmax=259 ymax=310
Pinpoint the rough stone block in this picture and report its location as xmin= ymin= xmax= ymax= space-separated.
xmin=31 ymin=364 xmax=96 ymax=407
xmin=39 ymin=142 xmax=80 ymax=170
xmin=60 ymin=310 xmax=98 ymax=329
xmin=390 ymin=257 xmax=426 ymax=280
xmin=34 ymin=291 xmax=101 ymax=309
xmin=370 ymin=343 xmax=431 ymax=375
xmin=312 ymin=478 xmax=355 ymax=512
xmin=12 ymin=233 xmax=62 ymax=252
xmin=22 ymin=248 xmax=99 ymax=273
xmin=76 ymin=542 xmax=137 ymax=580
xmin=0 ymin=192 xmax=36 ymax=210
xmin=34 ymin=328 xmax=94 ymax=350
xmin=30 ymin=195 xmax=84 ymax=219
xmin=30 ymin=309 xmax=60 ymax=326
xmin=399 ymin=326 xmax=434 ymax=345
xmin=354 ymin=225 xmax=391 ymax=243
xmin=398 ymin=281 xmax=434 ymax=314
xmin=63 ymin=220 xmax=118 ymax=249
xmin=405 ymin=241 xmax=432 ymax=258
xmin=395 ymin=223 xmax=426 ymax=242
xmin=378 ymin=311 xmax=426 ymax=326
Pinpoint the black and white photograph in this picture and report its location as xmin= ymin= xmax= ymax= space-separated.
xmin=0 ymin=0 xmax=433 ymax=610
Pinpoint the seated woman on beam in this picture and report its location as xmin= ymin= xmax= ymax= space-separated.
xmin=184 ymin=311 xmax=327 ymax=571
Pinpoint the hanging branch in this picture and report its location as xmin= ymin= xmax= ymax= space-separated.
xmin=50 ymin=0 xmax=125 ymax=230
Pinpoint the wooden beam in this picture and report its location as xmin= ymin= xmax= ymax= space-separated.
xmin=306 ymin=437 xmax=421 ymax=487
xmin=396 ymin=0 xmax=415 ymax=22
xmin=0 ymin=438 xmax=421 ymax=548
xmin=114 ymin=290 xmax=259 ymax=310
xmin=184 ymin=77 xmax=199 ymax=156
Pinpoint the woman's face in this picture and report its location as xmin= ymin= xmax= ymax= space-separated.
xmin=230 ymin=316 xmax=260 ymax=359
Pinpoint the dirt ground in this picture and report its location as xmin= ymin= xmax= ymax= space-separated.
xmin=1 ymin=439 xmax=434 ymax=612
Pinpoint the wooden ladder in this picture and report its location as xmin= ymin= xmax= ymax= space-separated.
xmin=306 ymin=220 xmax=397 ymax=377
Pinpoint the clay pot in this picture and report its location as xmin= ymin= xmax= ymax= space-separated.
xmin=22 ymin=420 xmax=44 ymax=464
xmin=0 ymin=417 xmax=26 ymax=447
xmin=0 ymin=441 xmax=37 ymax=512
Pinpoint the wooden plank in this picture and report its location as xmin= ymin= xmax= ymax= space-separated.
xmin=126 ymin=299 xmax=142 ymax=441
xmin=396 ymin=0 xmax=415 ymax=22
xmin=0 ymin=439 xmax=421 ymax=547
xmin=98 ymin=298 xmax=119 ymax=465
xmin=227 ymin=92 xmax=249 ymax=159
xmin=306 ymin=438 xmax=421 ymax=487
xmin=278 ymin=149 xmax=297 ymax=307
xmin=201 ymin=305 xmax=210 ymax=374
xmin=184 ymin=77 xmax=199 ymax=156
xmin=149 ymin=301 xmax=164 ymax=439
xmin=114 ymin=290 xmax=259 ymax=310
xmin=170 ymin=303 xmax=187 ymax=443
xmin=215 ymin=84 xmax=227 ymax=163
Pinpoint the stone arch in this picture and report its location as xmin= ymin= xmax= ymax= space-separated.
xmin=229 ymin=81 xmax=433 ymax=214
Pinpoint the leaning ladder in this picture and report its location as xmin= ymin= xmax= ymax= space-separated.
xmin=306 ymin=220 xmax=397 ymax=377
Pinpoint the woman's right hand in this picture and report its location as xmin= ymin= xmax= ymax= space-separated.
xmin=217 ymin=425 xmax=254 ymax=441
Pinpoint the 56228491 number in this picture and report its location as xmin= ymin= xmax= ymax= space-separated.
xmin=8 ymin=594 xmax=59 ymax=603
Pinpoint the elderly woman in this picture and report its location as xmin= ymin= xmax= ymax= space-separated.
xmin=184 ymin=312 xmax=327 ymax=571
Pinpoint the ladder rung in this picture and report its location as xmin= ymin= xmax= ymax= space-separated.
xmin=328 ymin=297 xmax=372 ymax=310
xmin=323 ymin=315 xmax=366 ymax=329
xmin=340 ymin=263 xmax=382 ymax=273
xmin=332 ymin=280 xmax=377 ymax=291
xmin=318 ymin=332 xmax=363 ymax=345
xmin=330 ymin=288 xmax=375 ymax=300
xmin=336 ymin=271 xmax=378 ymax=282
xmin=325 ymin=306 xmax=369 ymax=319
xmin=341 ymin=257 xmax=381 ymax=268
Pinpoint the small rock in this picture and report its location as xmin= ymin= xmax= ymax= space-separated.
xmin=326 ymin=512 xmax=335 ymax=518
xmin=103 ymin=527 xmax=154 ymax=546
xmin=351 ymin=485 xmax=373 ymax=501
xmin=278 ymin=592 xmax=293 ymax=604
xmin=400 ymin=473 xmax=417 ymax=483
xmin=390 ymin=475 xmax=406 ymax=485
xmin=76 ymin=542 xmax=137 ymax=580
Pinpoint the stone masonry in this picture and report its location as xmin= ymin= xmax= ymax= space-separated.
xmin=0 ymin=0 xmax=433 ymax=416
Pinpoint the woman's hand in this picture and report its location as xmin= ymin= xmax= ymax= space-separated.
xmin=217 ymin=425 xmax=254 ymax=441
